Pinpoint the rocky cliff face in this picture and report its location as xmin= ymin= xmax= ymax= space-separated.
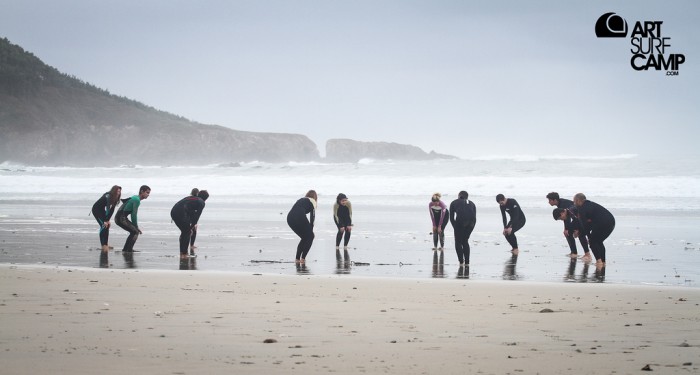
xmin=0 ymin=38 xmax=319 ymax=166
xmin=325 ymin=138 xmax=457 ymax=163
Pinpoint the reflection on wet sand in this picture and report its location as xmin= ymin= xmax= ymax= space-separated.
xmin=336 ymin=249 xmax=351 ymax=275
xmin=564 ymin=257 xmax=606 ymax=283
xmin=179 ymin=257 xmax=197 ymax=270
xmin=503 ymin=254 xmax=518 ymax=280
xmin=457 ymin=265 xmax=469 ymax=279
xmin=296 ymin=263 xmax=310 ymax=274
xmin=99 ymin=251 xmax=109 ymax=268
xmin=431 ymin=250 xmax=445 ymax=278
xmin=122 ymin=252 xmax=136 ymax=269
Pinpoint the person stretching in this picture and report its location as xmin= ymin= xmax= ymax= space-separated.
xmin=333 ymin=193 xmax=353 ymax=250
xmin=115 ymin=185 xmax=151 ymax=252
xmin=91 ymin=185 xmax=121 ymax=253
xmin=547 ymin=192 xmax=591 ymax=260
xmin=428 ymin=193 xmax=449 ymax=250
xmin=171 ymin=190 xmax=209 ymax=259
xmin=449 ymin=191 xmax=477 ymax=266
xmin=287 ymin=190 xmax=317 ymax=264
xmin=497 ymin=193 xmax=526 ymax=255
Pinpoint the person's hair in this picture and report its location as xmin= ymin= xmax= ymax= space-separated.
xmin=431 ymin=192 xmax=441 ymax=202
xmin=198 ymin=190 xmax=209 ymax=201
xmin=139 ymin=185 xmax=151 ymax=193
xmin=574 ymin=193 xmax=586 ymax=202
xmin=109 ymin=185 xmax=122 ymax=206
xmin=305 ymin=190 xmax=318 ymax=201
xmin=496 ymin=193 xmax=505 ymax=202
xmin=458 ymin=191 xmax=469 ymax=200
xmin=191 ymin=188 xmax=199 ymax=196
xmin=552 ymin=208 xmax=565 ymax=220
xmin=546 ymin=192 xmax=560 ymax=201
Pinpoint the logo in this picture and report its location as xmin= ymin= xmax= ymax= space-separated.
xmin=595 ymin=12 xmax=686 ymax=75
xmin=595 ymin=12 xmax=628 ymax=38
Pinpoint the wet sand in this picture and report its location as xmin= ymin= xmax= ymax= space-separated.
xmin=1 ymin=198 xmax=699 ymax=286
xmin=1 ymin=264 xmax=698 ymax=374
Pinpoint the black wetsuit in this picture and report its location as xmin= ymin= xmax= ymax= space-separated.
xmin=170 ymin=196 xmax=206 ymax=255
xmin=287 ymin=197 xmax=316 ymax=260
xmin=577 ymin=200 xmax=615 ymax=263
xmin=334 ymin=202 xmax=352 ymax=247
xmin=500 ymin=198 xmax=526 ymax=249
xmin=91 ymin=191 xmax=117 ymax=247
xmin=557 ymin=198 xmax=589 ymax=255
xmin=449 ymin=198 xmax=477 ymax=264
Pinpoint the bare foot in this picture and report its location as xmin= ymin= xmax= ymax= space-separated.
xmin=511 ymin=248 xmax=519 ymax=255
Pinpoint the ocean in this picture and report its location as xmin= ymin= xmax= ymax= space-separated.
xmin=1 ymin=154 xmax=699 ymax=287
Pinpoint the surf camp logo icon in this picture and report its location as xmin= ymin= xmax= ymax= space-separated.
xmin=595 ymin=12 xmax=628 ymax=38
xmin=595 ymin=12 xmax=686 ymax=75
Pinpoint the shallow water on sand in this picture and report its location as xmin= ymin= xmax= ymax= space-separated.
xmin=1 ymin=198 xmax=698 ymax=287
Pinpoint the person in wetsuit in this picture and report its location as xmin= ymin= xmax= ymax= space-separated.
xmin=497 ymin=194 xmax=526 ymax=255
xmin=188 ymin=188 xmax=200 ymax=253
xmin=547 ymin=192 xmax=591 ymax=259
xmin=287 ymin=190 xmax=317 ymax=264
xmin=171 ymin=190 xmax=209 ymax=259
xmin=115 ymin=185 xmax=151 ymax=252
xmin=449 ymin=190 xmax=477 ymax=266
xmin=573 ymin=193 xmax=615 ymax=268
xmin=92 ymin=185 xmax=121 ymax=253
xmin=333 ymin=193 xmax=353 ymax=250
xmin=428 ymin=193 xmax=449 ymax=250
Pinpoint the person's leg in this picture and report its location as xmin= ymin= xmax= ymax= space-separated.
xmin=432 ymin=231 xmax=439 ymax=249
xmin=507 ymin=221 xmax=524 ymax=253
xmin=288 ymin=221 xmax=305 ymax=261
xmin=590 ymin=222 xmax=614 ymax=265
xmin=505 ymin=232 xmax=518 ymax=249
xmin=94 ymin=215 xmax=109 ymax=252
xmin=463 ymin=221 xmax=475 ymax=265
xmin=565 ymin=233 xmax=577 ymax=254
xmin=453 ymin=228 xmax=465 ymax=264
xmin=439 ymin=220 xmax=448 ymax=249
xmin=116 ymin=213 xmax=139 ymax=252
xmin=579 ymin=235 xmax=591 ymax=255
xmin=174 ymin=218 xmax=191 ymax=257
xmin=343 ymin=227 xmax=351 ymax=247
xmin=336 ymin=227 xmax=344 ymax=247
xmin=190 ymin=228 xmax=197 ymax=248
xmin=300 ymin=224 xmax=315 ymax=260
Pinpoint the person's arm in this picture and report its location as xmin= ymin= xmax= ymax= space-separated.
xmin=346 ymin=201 xmax=353 ymax=226
xmin=438 ymin=201 xmax=447 ymax=228
xmin=189 ymin=200 xmax=205 ymax=226
xmin=500 ymin=205 xmax=508 ymax=228
xmin=429 ymin=203 xmax=437 ymax=227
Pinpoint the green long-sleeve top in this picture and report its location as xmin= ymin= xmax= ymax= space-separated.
xmin=122 ymin=195 xmax=142 ymax=227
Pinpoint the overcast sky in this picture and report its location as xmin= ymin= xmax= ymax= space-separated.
xmin=1 ymin=0 xmax=698 ymax=159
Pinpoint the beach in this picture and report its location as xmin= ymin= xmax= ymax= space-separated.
xmin=1 ymin=264 xmax=698 ymax=374
xmin=1 ymin=160 xmax=700 ymax=373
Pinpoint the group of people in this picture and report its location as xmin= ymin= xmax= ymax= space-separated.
xmin=426 ymin=191 xmax=615 ymax=268
xmin=286 ymin=190 xmax=354 ymax=264
xmin=92 ymin=186 xmax=615 ymax=269
xmin=92 ymin=185 xmax=209 ymax=260
xmin=547 ymin=192 xmax=616 ymax=267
